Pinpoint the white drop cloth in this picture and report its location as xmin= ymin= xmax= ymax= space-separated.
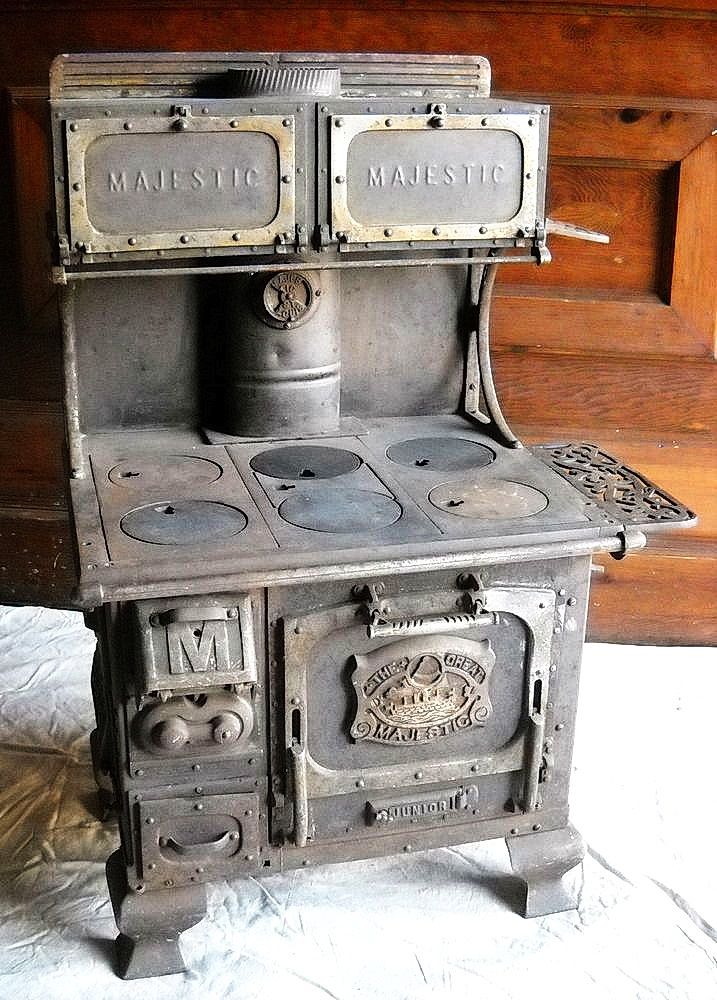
xmin=0 ymin=605 xmax=715 ymax=999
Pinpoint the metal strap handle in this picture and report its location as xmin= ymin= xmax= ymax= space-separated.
xmin=366 ymin=609 xmax=497 ymax=639
xmin=290 ymin=740 xmax=310 ymax=848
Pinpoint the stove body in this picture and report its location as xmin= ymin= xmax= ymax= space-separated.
xmin=49 ymin=52 xmax=695 ymax=979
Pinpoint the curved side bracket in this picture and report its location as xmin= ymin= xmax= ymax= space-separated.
xmin=463 ymin=254 xmax=522 ymax=448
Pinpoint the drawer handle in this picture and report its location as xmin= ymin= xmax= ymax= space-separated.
xmin=161 ymin=831 xmax=236 ymax=858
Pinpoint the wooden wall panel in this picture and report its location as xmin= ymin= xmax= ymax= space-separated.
xmin=0 ymin=1 xmax=714 ymax=648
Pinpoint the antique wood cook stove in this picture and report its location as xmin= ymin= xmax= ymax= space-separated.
xmin=48 ymin=52 xmax=695 ymax=979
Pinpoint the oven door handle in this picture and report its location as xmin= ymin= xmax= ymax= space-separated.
xmin=289 ymin=739 xmax=310 ymax=848
xmin=367 ymin=609 xmax=497 ymax=639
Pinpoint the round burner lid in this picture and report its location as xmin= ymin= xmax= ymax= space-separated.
xmin=120 ymin=500 xmax=247 ymax=545
xmin=429 ymin=480 xmax=548 ymax=519
xmin=109 ymin=455 xmax=222 ymax=491
xmin=278 ymin=487 xmax=402 ymax=533
xmin=250 ymin=445 xmax=361 ymax=480
xmin=386 ymin=437 xmax=495 ymax=472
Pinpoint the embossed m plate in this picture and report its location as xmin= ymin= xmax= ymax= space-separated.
xmin=64 ymin=114 xmax=295 ymax=253
xmin=350 ymin=635 xmax=495 ymax=745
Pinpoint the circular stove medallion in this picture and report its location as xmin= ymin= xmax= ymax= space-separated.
xmin=109 ymin=455 xmax=222 ymax=491
xmin=386 ymin=437 xmax=495 ymax=472
xmin=120 ymin=500 xmax=247 ymax=545
xmin=278 ymin=487 xmax=402 ymax=533
xmin=429 ymin=480 xmax=548 ymax=519
xmin=250 ymin=445 xmax=361 ymax=480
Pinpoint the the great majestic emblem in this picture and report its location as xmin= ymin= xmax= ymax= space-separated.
xmin=350 ymin=635 xmax=494 ymax=745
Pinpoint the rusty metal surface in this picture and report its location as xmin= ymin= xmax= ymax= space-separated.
xmin=45 ymin=50 xmax=697 ymax=981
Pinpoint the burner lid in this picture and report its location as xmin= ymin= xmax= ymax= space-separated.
xmin=108 ymin=455 xmax=223 ymax=490
xmin=386 ymin=437 xmax=495 ymax=472
xmin=429 ymin=480 xmax=548 ymax=519
xmin=120 ymin=500 xmax=247 ymax=545
xmin=279 ymin=487 xmax=401 ymax=533
xmin=250 ymin=445 xmax=361 ymax=480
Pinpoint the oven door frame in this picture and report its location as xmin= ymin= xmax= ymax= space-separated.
xmin=282 ymin=585 xmax=556 ymax=847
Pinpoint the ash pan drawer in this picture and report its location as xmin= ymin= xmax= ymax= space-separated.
xmin=138 ymin=792 xmax=260 ymax=889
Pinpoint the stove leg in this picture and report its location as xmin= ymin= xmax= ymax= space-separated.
xmin=106 ymin=850 xmax=207 ymax=980
xmin=505 ymin=823 xmax=585 ymax=918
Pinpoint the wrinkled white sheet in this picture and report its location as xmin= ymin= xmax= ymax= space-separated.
xmin=0 ymin=604 xmax=715 ymax=999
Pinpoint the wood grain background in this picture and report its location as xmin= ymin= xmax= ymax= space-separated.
xmin=0 ymin=1 xmax=715 ymax=643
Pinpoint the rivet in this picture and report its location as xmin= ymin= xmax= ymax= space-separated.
xmin=72 ymin=182 xmax=81 ymax=192
xmin=528 ymin=118 xmax=535 ymax=126
xmin=479 ymin=226 xmax=487 ymax=234
xmin=302 ymin=859 xmax=309 ymax=866
xmin=281 ymin=174 xmax=291 ymax=184
xmin=244 ymin=809 xmax=253 ymax=817
xmin=334 ymin=117 xmax=344 ymax=127
xmin=291 ymin=696 xmax=300 ymax=706
xmin=415 ymin=771 xmax=423 ymax=780
xmin=194 ymin=786 xmax=203 ymax=794
xmin=192 ymin=763 xmax=201 ymax=771
xmin=555 ymin=723 xmax=565 ymax=731
xmin=510 ymin=827 xmax=519 ymax=835
xmin=567 ymin=597 xmax=577 ymax=607
xmin=148 ymin=863 xmax=156 ymax=870
xmin=297 ymin=166 xmax=304 ymax=175
xmin=145 ymin=816 xmax=155 ymax=824
xmin=282 ymin=118 xmax=292 ymax=127
xmin=481 ymin=118 xmax=488 ymax=126
xmin=127 ymin=237 xmax=137 ymax=247
xmin=196 ymin=867 xmax=204 ymax=874
xmin=432 ymin=227 xmax=441 ymax=236
xmin=202 ymin=107 xmax=210 ymax=115
xmin=526 ymin=172 xmax=532 ymax=179
xmin=123 ymin=121 xmax=133 ymax=131
xmin=179 ymin=234 xmax=189 ymax=244
xmin=335 ymin=175 xmax=345 ymax=184
xmin=403 ymin=844 xmax=412 ymax=852
xmin=294 ymin=624 xmax=302 ymax=634
xmin=134 ymin=768 xmax=144 ymax=777
xmin=384 ymin=228 xmax=393 ymax=237
xmin=164 ymin=879 xmax=174 ymax=887
xmin=385 ymin=118 xmax=394 ymax=126
xmin=541 ymin=107 xmax=549 ymax=115
xmin=194 ymin=802 xmax=203 ymax=811
xmin=321 ymin=106 xmax=329 ymax=113
xmin=533 ymin=823 xmax=542 ymax=831
xmin=471 ymin=764 xmax=478 ymax=773
xmin=69 ymin=122 xmax=78 ymax=132
xmin=558 ymin=589 xmax=567 ymax=597
xmin=356 ymin=778 xmax=365 ymax=788
xmin=229 ymin=832 xmax=239 ymax=840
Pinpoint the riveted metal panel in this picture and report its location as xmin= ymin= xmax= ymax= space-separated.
xmin=65 ymin=114 xmax=295 ymax=253
xmin=331 ymin=112 xmax=542 ymax=244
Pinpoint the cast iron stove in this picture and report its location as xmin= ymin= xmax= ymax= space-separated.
xmin=48 ymin=51 xmax=696 ymax=979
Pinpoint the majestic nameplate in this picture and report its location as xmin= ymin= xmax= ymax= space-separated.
xmin=64 ymin=115 xmax=295 ymax=253
xmin=84 ymin=132 xmax=279 ymax=234
xmin=330 ymin=112 xmax=542 ymax=245
xmin=350 ymin=635 xmax=495 ymax=745
xmin=347 ymin=130 xmax=522 ymax=226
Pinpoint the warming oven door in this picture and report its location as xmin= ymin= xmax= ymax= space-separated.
xmin=280 ymin=584 xmax=556 ymax=849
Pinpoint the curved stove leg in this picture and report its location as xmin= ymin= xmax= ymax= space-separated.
xmin=106 ymin=850 xmax=207 ymax=980
xmin=505 ymin=823 xmax=585 ymax=918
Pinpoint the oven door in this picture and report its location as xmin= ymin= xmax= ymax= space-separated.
xmin=280 ymin=585 xmax=555 ymax=848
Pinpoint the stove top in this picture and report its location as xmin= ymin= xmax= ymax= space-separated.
xmin=75 ymin=415 xmax=629 ymax=602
